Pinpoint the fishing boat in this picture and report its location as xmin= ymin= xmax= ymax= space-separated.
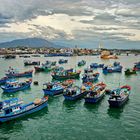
xmin=82 ymin=72 xmax=99 ymax=83
xmin=1 ymin=79 xmax=32 ymax=93
xmin=19 ymin=55 xmax=30 ymax=58
xmin=43 ymin=82 xmax=64 ymax=96
xmin=45 ymin=60 xmax=56 ymax=66
xmin=5 ymin=67 xmax=33 ymax=78
xmin=0 ymin=97 xmax=48 ymax=122
xmin=103 ymin=62 xmax=122 ymax=74
xmin=108 ymin=85 xmax=131 ymax=107
xmin=63 ymin=84 xmax=91 ymax=101
xmin=125 ymin=68 xmax=136 ymax=75
xmin=0 ymin=77 xmax=9 ymax=85
xmin=133 ymin=62 xmax=140 ymax=71
xmin=53 ymin=66 xmax=64 ymax=73
xmin=78 ymin=60 xmax=86 ymax=66
xmin=90 ymin=63 xmax=104 ymax=68
xmin=34 ymin=61 xmax=56 ymax=72
xmin=60 ymin=79 xmax=74 ymax=88
xmin=4 ymin=55 xmax=16 ymax=59
xmin=100 ymin=50 xmax=118 ymax=59
xmin=31 ymin=54 xmax=41 ymax=57
xmin=84 ymin=68 xmax=93 ymax=73
xmin=34 ymin=64 xmax=54 ymax=72
xmin=84 ymin=82 xmax=106 ymax=104
xmin=24 ymin=60 xmax=40 ymax=66
xmin=58 ymin=59 xmax=68 ymax=64
xmin=51 ymin=69 xmax=81 ymax=80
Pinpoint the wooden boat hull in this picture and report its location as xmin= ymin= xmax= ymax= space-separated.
xmin=59 ymin=60 xmax=68 ymax=64
xmin=0 ymin=99 xmax=47 ymax=122
xmin=43 ymin=88 xmax=64 ymax=96
xmin=63 ymin=91 xmax=88 ymax=101
xmin=52 ymin=73 xmax=80 ymax=80
xmin=108 ymin=95 xmax=129 ymax=107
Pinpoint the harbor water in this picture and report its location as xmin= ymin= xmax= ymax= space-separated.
xmin=0 ymin=55 xmax=140 ymax=140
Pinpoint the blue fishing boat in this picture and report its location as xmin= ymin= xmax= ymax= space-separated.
xmin=0 ymin=97 xmax=48 ymax=122
xmin=133 ymin=62 xmax=140 ymax=71
xmin=0 ymin=77 xmax=9 ymax=85
xmin=82 ymin=72 xmax=99 ymax=83
xmin=58 ymin=59 xmax=68 ymax=64
xmin=108 ymin=85 xmax=131 ymax=107
xmin=63 ymin=84 xmax=91 ymax=101
xmin=5 ymin=67 xmax=33 ymax=78
xmin=84 ymin=82 xmax=106 ymax=104
xmin=1 ymin=79 xmax=32 ymax=93
xmin=78 ymin=60 xmax=86 ymax=66
xmin=102 ymin=62 xmax=122 ymax=74
xmin=90 ymin=63 xmax=104 ymax=68
xmin=43 ymin=82 xmax=64 ymax=96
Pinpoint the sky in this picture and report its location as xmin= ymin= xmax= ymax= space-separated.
xmin=0 ymin=0 xmax=140 ymax=49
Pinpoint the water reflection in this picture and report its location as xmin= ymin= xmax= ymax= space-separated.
xmin=107 ymin=107 xmax=123 ymax=119
xmin=0 ymin=107 xmax=48 ymax=131
xmin=63 ymin=100 xmax=81 ymax=111
xmin=1 ymin=88 xmax=32 ymax=99
xmin=107 ymin=100 xmax=129 ymax=119
xmin=84 ymin=98 xmax=103 ymax=112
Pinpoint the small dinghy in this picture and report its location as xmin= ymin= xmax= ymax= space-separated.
xmin=58 ymin=59 xmax=68 ymax=64
xmin=90 ymin=63 xmax=104 ymax=68
xmin=78 ymin=60 xmax=86 ymax=67
xmin=125 ymin=68 xmax=136 ymax=75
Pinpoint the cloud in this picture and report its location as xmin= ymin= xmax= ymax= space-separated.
xmin=115 ymin=8 xmax=140 ymax=17
xmin=31 ymin=25 xmax=72 ymax=40
xmin=80 ymin=12 xmax=121 ymax=25
xmin=0 ymin=0 xmax=140 ymax=48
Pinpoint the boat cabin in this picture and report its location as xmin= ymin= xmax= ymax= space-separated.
xmin=0 ymin=98 xmax=23 ymax=116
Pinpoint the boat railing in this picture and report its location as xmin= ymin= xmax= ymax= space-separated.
xmin=3 ymin=100 xmax=23 ymax=109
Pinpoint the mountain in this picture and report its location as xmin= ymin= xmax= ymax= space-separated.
xmin=0 ymin=38 xmax=65 ymax=48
